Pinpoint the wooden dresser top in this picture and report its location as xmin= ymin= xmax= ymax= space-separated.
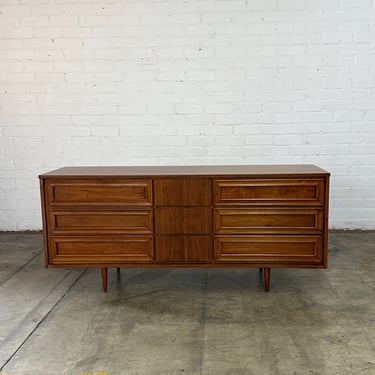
xmin=39 ymin=165 xmax=330 ymax=178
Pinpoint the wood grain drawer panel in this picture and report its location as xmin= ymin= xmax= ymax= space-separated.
xmin=155 ymin=207 xmax=211 ymax=234
xmin=156 ymin=236 xmax=211 ymax=263
xmin=154 ymin=178 xmax=211 ymax=206
xmin=215 ymin=236 xmax=322 ymax=264
xmin=49 ymin=236 xmax=154 ymax=265
xmin=46 ymin=180 xmax=152 ymax=206
xmin=48 ymin=209 xmax=153 ymax=234
xmin=214 ymin=208 xmax=323 ymax=234
xmin=214 ymin=179 xmax=324 ymax=206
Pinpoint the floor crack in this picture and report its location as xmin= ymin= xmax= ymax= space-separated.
xmin=0 ymin=269 xmax=86 ymax=371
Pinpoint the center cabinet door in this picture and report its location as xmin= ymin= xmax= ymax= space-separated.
xmin=154 ymin=178 xmax=213 ymax=263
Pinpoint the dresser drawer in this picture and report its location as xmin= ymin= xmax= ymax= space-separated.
xmin=214 ymin=236 xmax=323 ymax=264
xmin=155 ymin=207 xmax=211 ymax=234
xmin=46 ymin=180 xmax=152 ymax=206
xmin=214 ymin=208 xmax=323 ymax=234
xmin=156 ymin=235 xmax=212 ymax=263
xmin=48 ymin=236 xmax=154 ymax=265
xmin=48 ymin=209 xmax=153 ymax=234
xmin=214 ymin=179 xmax=324 ymax=206
xmin=154 ymin=178 xmax=211 ymax=206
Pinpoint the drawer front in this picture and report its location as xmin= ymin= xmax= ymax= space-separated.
xmin=214 ymin=208 xmax=323 ymax=234
xmin=214 ymin=236 xmax=323 ymax=264
xmin=48 ymin=209 xmax=153 ymax=234
xmin=155 ymin=207 xmax=211 ymax=234
xmin=46 ymin=180 xmax=152 ymax=206
xmin=156 ymin=236 xmax=212 ymax=263
xmin=48 ymin=236 xmax=154 ymax=265
xmin=154 ymin=178 xmax=211 ymax=206
xmin=214 ymin=179 xmax=324 ymax=206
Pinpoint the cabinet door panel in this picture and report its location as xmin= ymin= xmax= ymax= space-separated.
xmin=154 ymin=178 xmax=211 ymax=206
xmin=49 ymin=236 xmax=154 ymax=265
xmin=48 ymin=209 xmax=153 ymax=234
xmin=156 ymin=236 xmax=212 ymax=263
xmin=155 ymin=207 xmax=211 ymax=234
xmin=46 ymin=180 xmax=152 ymax=206
xmin=215 ymin=208 xmax=323 ymax=234
xmin=215 ymin=236 xmax=323 ymax=265
xmin=214 ymin=179 xmax=324 ymax=206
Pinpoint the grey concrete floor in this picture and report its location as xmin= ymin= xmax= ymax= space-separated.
xmin=0 ymin=232 xmax=374 ymax=375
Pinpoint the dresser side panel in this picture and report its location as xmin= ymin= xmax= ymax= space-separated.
xmin=39 ymin=178 xmax=50 ymax=267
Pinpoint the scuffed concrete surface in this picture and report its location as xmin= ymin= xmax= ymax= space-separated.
xmin=0 ymin=232 xmax=374 ymax=374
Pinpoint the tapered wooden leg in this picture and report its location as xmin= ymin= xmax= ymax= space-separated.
xmin=264 ymin=268 xmax=271 ymax=292
xmin=101 ymin=267 xmax=108 ymax=293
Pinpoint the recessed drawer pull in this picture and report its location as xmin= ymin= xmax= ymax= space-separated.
xmin=46 ymin=180 xmax=152 ymax=205
xmin=214 ymin=179 xmax=324 ymax=206
xmin=214 ymin=208 xmax=323 ymax=234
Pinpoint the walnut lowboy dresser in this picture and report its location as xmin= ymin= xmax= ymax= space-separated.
xmin=39 ymin=165 xmax=330 ymax=293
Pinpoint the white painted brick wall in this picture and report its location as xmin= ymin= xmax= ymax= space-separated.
xmin=1 ymin=0 xmax=375 ymax=230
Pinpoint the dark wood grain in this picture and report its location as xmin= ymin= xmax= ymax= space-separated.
xmin=49 ymin=236 xmax=154 ymax=265
xmin=155 ymin=207 xmax=211 ymax=234
xmin=156 ymin=236 xmax=212 ymax=263
xmin=214 ymin=179 xmax=325 ymax=206
xmin=214 ymin=236 xmax=322 ymax=264
xmin=214 ymin=208 xmax=323 ymax=234
xmin=264 ymin=268 xmax=271 ymax=292
xmin=101 ymin=267 xmax=108 ymax=293
xmin=48 ymin=209 xmax=153 ymax=234
xmin=39 ymin=164 xmax=329 ymax=177
xmin=39 ymin=165 xmax=330 ymax=292
xmin=46 ymin=180 xmax=152 ymax=206
xmin=154 ymin=178 xmax=211 ymax=206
